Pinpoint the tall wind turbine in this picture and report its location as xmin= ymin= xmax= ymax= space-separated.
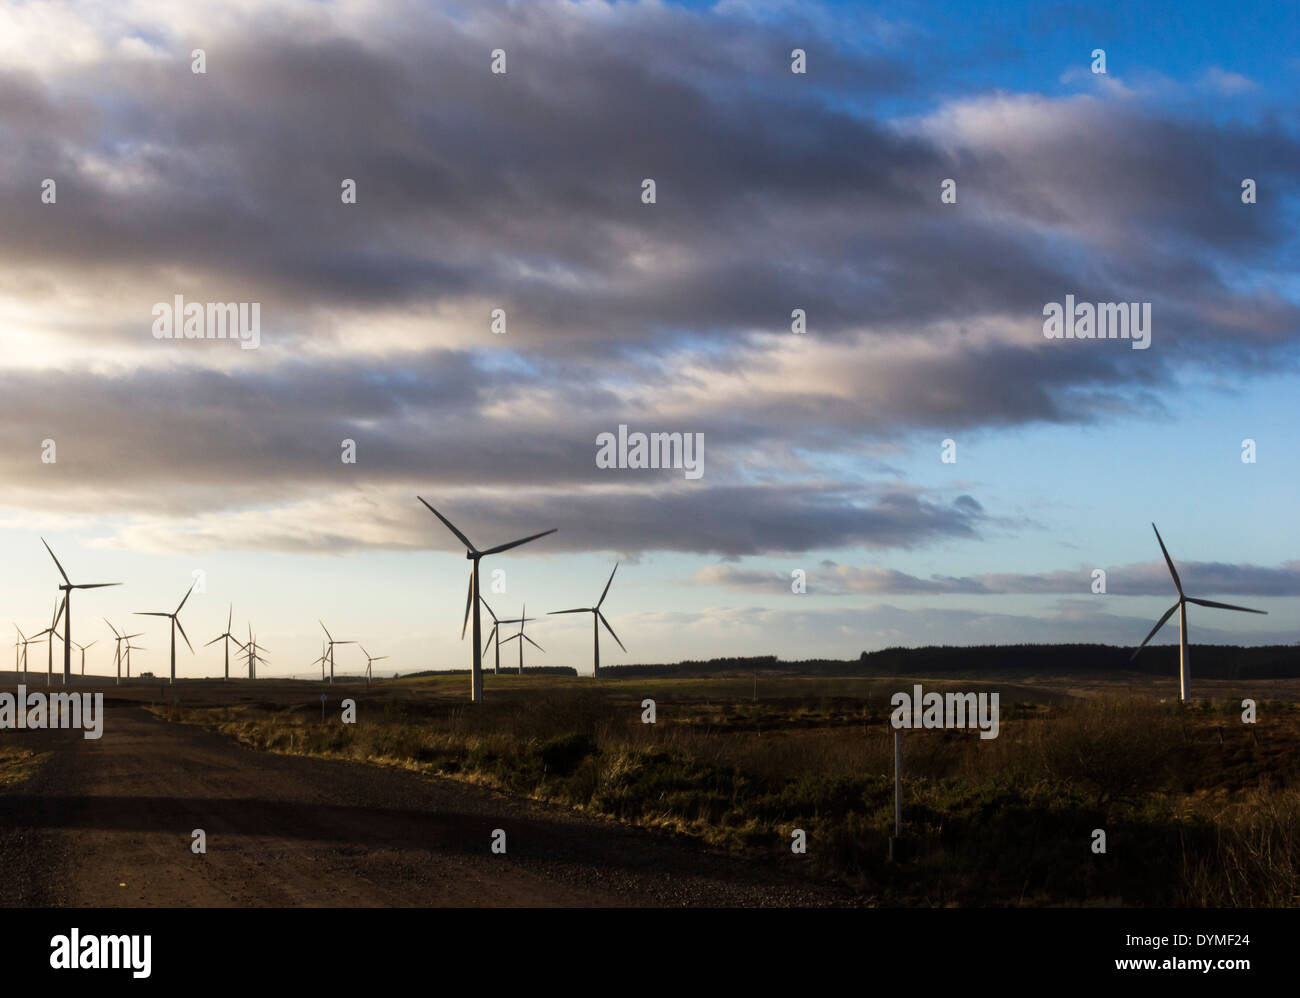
xmin=34 ymin=597 xmax=65 ymax=689
xmin=499 ymin=604 xmax=543 ymax=675
xmin=548 ymin=563 xmax=626 ymax=678
xmin=41 ymin=539 xmax=122 ymax=687
xmin=418 ymin=498 xmax=556 ymax=701
xmin=135 ymin=582 xmax=196 ymax=685
xmin=1132 ymin=523 xmax=1268 ymax=702
xmin=71 ymin=639 xmax=97 ymax=677
xmin=360 ymin=646 xmax=387 ymax=688
xmin=319 ymin=621 xmax=354 ymax=684
xmin=204 ymin=604 xmax=242 ymax=681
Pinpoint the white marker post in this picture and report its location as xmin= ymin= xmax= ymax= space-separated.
xmin=889 ymin=727 xmax=906 ymax=863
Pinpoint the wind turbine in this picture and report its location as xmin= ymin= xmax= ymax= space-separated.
xmin=499 ymin=604 xmax=543 ymax=675
xmin=241 ymin=625 xmax=267 ymax=679
xmin=123 ymin=635 xmax=145 ymax=678
xmin=548 ymin=562 xmax=626 ymax=678
xmin=319 ymin=621 xmax=354 ymax=684
xmin=71 ymin=639 xmax=97 ymax=677
xmin=34 ymin=597 xmax=65 ymax=688
xmin=203 ymin=604 xmax=242 ymax=681
xmin=14 ymin=625 xmax=46 ymax=678
xmin=104 ymin=619 xmax=134 ymax=684
xmin=1132 ymin=523 xmax=1268 ymax=702
xmin=418 ymin=498 xmax=556 ymax=701
xmin=41 ymin=539 xmax=122 ymax=687
xmin=135 ymin=582 xmax=196 ymax=685
xmin=360 ymin=646 xmax=387 ymax=688
xmin=479 ymin=596 xmax=530 ymax=676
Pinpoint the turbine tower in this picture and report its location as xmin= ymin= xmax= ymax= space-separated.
xmin=418 ymin=498 xmax=556 ymax=702
xmin=203 ymin=604 xmax=242 ymax=680
xmin=499 ymin=604 xmax=543 ymax=675
xmin=548 ymin=563 xmax=626 ymax=678
xmin=41 ymin=539 xmax=122 ymax=687
xmin=1132 ymin=523 xmax=1268 ymax=702
xmin=319 ymin=621 xmax=355 ymax=684
xmin=135 ymin=581 xmax=196 ymax=685
xmin=123 ymin=636 xmax=145 ymax=677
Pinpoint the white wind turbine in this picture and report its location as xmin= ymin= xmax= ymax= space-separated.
xmin=204 ymin=605 xmax=242 ymax=681
xmin=1131 ymin=523 xmax=1268 ymax=702
xmin=41 ymin=539 xmax=122 ymax=687
xmin=547 ymin=563 xmax=626 ymax=678
xmin=360 ymin=646 xmax=387 ymax=688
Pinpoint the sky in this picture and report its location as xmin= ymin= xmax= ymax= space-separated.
xmin=0 ymin=0 xmax=1296 ymax=679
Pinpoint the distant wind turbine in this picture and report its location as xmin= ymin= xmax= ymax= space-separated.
xmin=134 ymin=582 xmax=196 ymax=685
xmin=418 ymin=498 xmax=556 ymax=701
xmin=319 ymin=621 xmax=355 ymax=684
xmin=1131 ymin=523 xmax=1268 ymax=702
xmin=104 ymin=619 xmax=138 ymax=685
xmin=34 ymin=596 xmax=66 ymax=689
xmin=123 ymin=635 xmax=145 ymax=677
xmin=14 ymin=625 xmax=46 ymax=678
xmin=499 ymin=604 xmax=543 ymax=675
xmin=204 ymin=604 xmax=242 ymax=681
xmin=71 ymin=639 xmax=97 ymax=677
xmin=41 ymin=539 xmax=122 ymax=687
xmin=479 ymin=596 xmax=530 ymax=676
xmin=241 ymin=625 xmax=267 ymax=679
xmin=548 ymin=563 xmax=626 ymax=678
xmin=360 ymin=646 xmax=387 ymax=688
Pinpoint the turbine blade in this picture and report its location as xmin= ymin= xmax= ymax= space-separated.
xmin=203 ymin=635 xmax=224 ymax=647
xmin=319 ymin=620 xmax=333 ymax=642
xmin=499 ymin=633 xmax=520 ymax=645
xmin=41 ymin=538 xmax=71 ymax=585
xmin=136 ymin=612 xmax=171 ymax=617
xmin=1185 ymin=597 xmax=1267 ymax=615
xmin=373 ymin=656 xmax=388 ymax=661
xmin=176 ymin=617 xmax=194 ymax=654
xmin=461 ymin=572 xmax=473 ymax=640
xmin=102 ymin=617 xmax=120 ymax=637
xmin=523 ymin=635 xmax=545 ymax=652
xmin=1131 ymin=602 xmax=1180 ymax=661
xmin=597 ymin=610 xmax=626 ymax=652
xmin=479 ymin=528 xmax=557 ymax=557
xmin=176 ymin=580 xmax=197 ymax=614
xmin=83 ymin=640 xmax=97 ymax=649
xmin=123 ymin=633 xmax=144 ymax=640
xmin=597 ymin=562 xmax=619 ymax=608
xmin=417 ymin=497 xmax=478 ymax=553
xmin=73 ymin=583 xmax=121 ymax=589
xmin=1151 ymin=523 xmax=1183 ymax=597
xmin=548 ymin=608 xmax=589 ymax=615
xmin=478 ymin=593 xmax=496 ymax=621
xmin=228 ymin=603 xmax=233 ymax=631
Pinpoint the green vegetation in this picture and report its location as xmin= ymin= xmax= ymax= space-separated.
xmin=158 ymin=679 xmax=1300 ymax=906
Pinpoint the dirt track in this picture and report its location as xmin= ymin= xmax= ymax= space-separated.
xmin=0 ymin=705 xmax=854 ymax=907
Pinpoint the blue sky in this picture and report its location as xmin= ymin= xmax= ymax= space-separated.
xmin=0 ymin=0 xmax=1295 ymax=678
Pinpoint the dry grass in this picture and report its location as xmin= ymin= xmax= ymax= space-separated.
xmin=154 ymin=683 xmax=1300 ymax=906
